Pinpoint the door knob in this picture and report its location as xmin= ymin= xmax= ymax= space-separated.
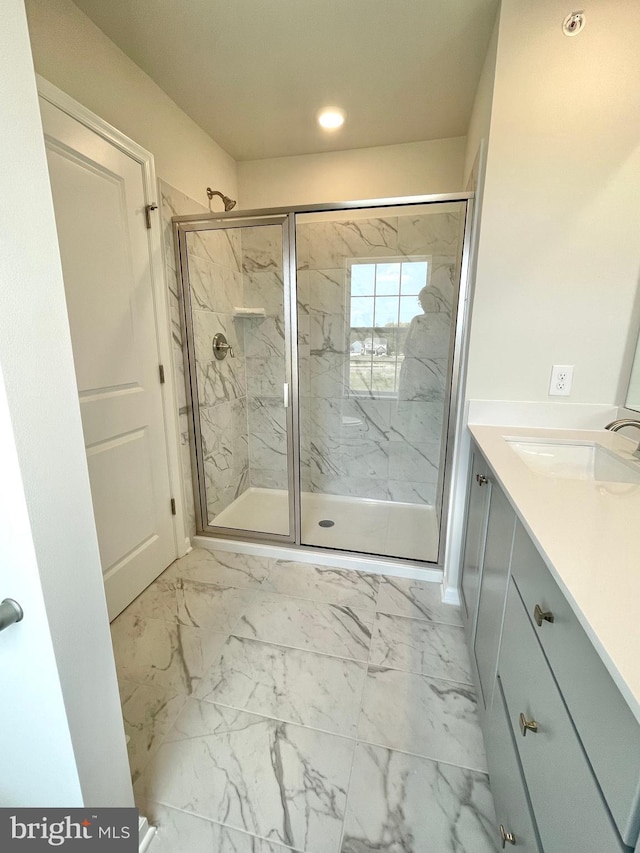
xmin=0 ymin=598 xmax=23 ymax=632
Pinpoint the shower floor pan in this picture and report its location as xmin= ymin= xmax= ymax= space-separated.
xmin=210 ymin=487 xmax=439 ymax=562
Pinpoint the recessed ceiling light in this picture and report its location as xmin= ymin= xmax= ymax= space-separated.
xmin=317 ymin=107 xmax=345 ymax=130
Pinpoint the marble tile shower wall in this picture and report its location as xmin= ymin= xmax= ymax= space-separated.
xmin=160 ymin=180 xmax=249 ymax=529
xmin=162 ymin=183 xmax=290 ymax=529
xmin=188 ymin=228 xmax=250 ymax=523
xmin=161 ymin=187 xmax=463 ymax=537
xmin=159 ymin=180 xmax=204 ymax=539
xmin=241 ymin=226 xmax=289 ymax=492
xmin=297 ymin=212 xmax=461 ymax=505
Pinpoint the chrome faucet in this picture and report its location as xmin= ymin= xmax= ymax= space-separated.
xmin=604 ymin=419 xmax=640 ymax=459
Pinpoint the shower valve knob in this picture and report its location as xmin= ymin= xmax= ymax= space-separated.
xmin=212 ymin=333 xmax=234 ymax=360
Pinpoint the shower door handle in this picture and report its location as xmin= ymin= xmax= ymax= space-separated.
xmin=283 ymin=383 xmax=290 ymax=408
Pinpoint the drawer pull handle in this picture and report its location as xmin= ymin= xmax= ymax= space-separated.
xmin=519 ymin=712 xmax=538 ymax=736
xmin=534 ymin=604 xmax=554 ymax=627
xmin=499 ymin=824 xmax=516 ymax=847
xmin=476 ymin=473 xmax=489 ymax=486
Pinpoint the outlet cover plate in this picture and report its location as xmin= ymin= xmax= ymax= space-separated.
xmin=549 ymin=364 xmax=574 ymax=396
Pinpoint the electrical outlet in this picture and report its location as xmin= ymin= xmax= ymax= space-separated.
xmin=549 ymin=364 xmax=574 ymax=397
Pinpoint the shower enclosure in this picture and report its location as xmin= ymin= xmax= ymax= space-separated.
xmin=174 ymin=195 xmax=472 ymax=565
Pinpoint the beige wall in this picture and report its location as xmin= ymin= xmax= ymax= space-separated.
xmin=466 ymin=0 xmax=640 ymax=406
xmin=24 ymin=0 xmax=237 ymax=206
xmin=463 ymin=12 xmax=499 ymax=189
xmin=238 ymin=137 xmax=466 ymax=209
xmin=28 ymin=0 xmax=640 ymax=410
xmin=23 ymin=0 xmax=466 ymax=219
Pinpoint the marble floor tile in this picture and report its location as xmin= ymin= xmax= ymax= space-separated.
xmin=377 ymin=575 xmax=463 ymax=626
xmin=111 ymin=610 xmax=228 ymax=696
xmin=369 ymin=612 xmax=472 ymax=683
xmin=139 ymin=800 xmax=296 ymax=852
xmin=196 ymin=636 xmax=367 ymax=737
xmin=128 ymin=576 xmax=256 ymax=633
xmin=118 ymin=680 xmax=187 ymax=784
xmin=113 ymin=547 xmax=497 ymax=849
xmin=135 ymin=700 xmax=354 ymax=853
xmin=358 ymin=667 xmax=487 ymax=772
xmin=262 ymin=561 xmax=379 ymax=610
xmin=235 ymin=593 xmax=375 ymax=661
xmin=163 ymin=547 xmax=271 ymax=589
xmin=341 ymin=743 xmax=496 ymax=853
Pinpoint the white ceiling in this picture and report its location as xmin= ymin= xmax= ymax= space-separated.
xmin=72 ymin=0 xmax=498 ymax=162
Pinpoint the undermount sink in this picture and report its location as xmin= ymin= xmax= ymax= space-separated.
xmin=506 ymin=439 xmax=640 ymax=484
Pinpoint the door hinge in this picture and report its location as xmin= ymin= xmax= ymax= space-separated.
xmin=170 ymin=498 xmax=176 ymax=516
xmin=145 ymin=203 xmax=158 ymax=229
xmin=159 ymin=364 xmax=165 ymax=384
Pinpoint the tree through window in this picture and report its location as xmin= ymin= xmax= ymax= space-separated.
xmin=348 ymin=258 xmax=429 ymax=396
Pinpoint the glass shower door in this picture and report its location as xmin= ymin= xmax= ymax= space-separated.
xmin=176 ymin=217 xmax=295 ymax=540
xmin=295 ymin=201 xmax=467 ymax=562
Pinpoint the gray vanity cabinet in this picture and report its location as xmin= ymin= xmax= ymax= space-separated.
xmin=473 ymin=482 xmax=516 ymax=710
xmin=499 ymin=577 xmax=627 ymax=852
xmin=460 ymin=451 xmax=492 ymax=638
xmin=461 ymin=440 xmax=639 ymax=852
xmin=510 ymin=522 xmax=640 ymax=848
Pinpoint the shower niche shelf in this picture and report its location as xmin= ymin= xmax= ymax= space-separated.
xmin=232 ymin=307 xmax=266 ymax=317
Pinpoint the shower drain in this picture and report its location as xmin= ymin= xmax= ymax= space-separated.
xmin=318 ymin=519 xmax=335 ymax=528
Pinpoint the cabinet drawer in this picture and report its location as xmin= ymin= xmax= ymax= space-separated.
xmin=511 ymin=521 xmax=640 ymax=846
xmin=499 ymin=579 xmax=628 ymax=853
xmin=485 ymin=676 xmax=542 ymax=852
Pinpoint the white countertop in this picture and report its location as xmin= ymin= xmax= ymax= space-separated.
xmin=469 ymin=423 xmax=640 ymax=724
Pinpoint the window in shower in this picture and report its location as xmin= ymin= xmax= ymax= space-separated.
xmin=347 ymin=257 xmax=429 ymax=397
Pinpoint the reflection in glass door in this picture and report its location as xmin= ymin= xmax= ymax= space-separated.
xmin=296 ymin=202 xmax=467 ymax=562
xmin=176 ymin=217 xmax=295 ymax=540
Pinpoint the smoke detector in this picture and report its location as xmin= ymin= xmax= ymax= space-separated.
xmin=563 ymin=11 xmax=585 ymax=36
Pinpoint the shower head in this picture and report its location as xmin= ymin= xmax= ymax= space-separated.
xmin=206 ymin=187 xmax=237 ymax=211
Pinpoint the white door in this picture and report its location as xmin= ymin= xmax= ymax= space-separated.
xmin=1 ymin=0 xmax=133 ymax=806
xmin=40 ymin=99 xmax=177 ymax=620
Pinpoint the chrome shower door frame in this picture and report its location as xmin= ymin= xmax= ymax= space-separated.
xmin=174 ymin=213 xmax=298 ymax=544
xmin=439 ymin=196 xmax=474 ymax=565
xmin=174 ymin=191 xmax=475 ymax=568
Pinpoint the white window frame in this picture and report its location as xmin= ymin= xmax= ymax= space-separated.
xmin=345 ymin=255 xmax=432 ymax=399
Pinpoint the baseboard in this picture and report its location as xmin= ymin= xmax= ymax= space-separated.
xmin=139 ymin=816 xmax=156 ymax=852
xmin=442 ymin=583 xmax=461 ymax=606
